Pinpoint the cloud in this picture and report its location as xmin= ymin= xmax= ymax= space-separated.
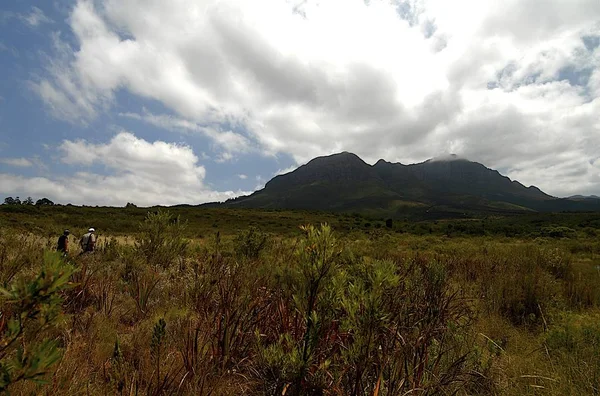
xmin=119 ymin=110 xmax=255 ymax=160
xmin=237 ymin=174 xmax=248 ymax=180
xmin=0 ymin=158 xmax=33 ymax=167
xmin=254 ymin=174 xmax=267 ymax=191
xmin=275 ymin=166 xmax=298 ymax=176
xmin=0 ymin=132 xmax=249 ymax=206
xmin=33 ymin=0 xmax=600 ymax=196
xmin=1 ymin=6 xmax=54 ymax=28
xmin=21 ymin=7 xmax=53 ymax=27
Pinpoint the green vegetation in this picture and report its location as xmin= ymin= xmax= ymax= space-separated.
xmin=2 ymin=203 xmax=600 ymax=238
xmin=0 ymin=252 xmax=75 ymax=391
xmin=1 ymin=205 xmax=600 ymax=394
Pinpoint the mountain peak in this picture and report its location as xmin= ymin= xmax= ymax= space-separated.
xmin=229 ymin=151 xmax=600 ymax=216
xmin=264 ymin=151 xmax=375 ymax=191
xmin=427 ymin=153 xmax=465 ymax=162
xmin=306 ymin=151 xmax=362 ymax=162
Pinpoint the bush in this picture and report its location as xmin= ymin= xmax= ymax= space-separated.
xmin=234 ymin=227 xmax=268 ymax=259
xmin=541 ymin=226 xmax=577 ymax=238
xmin=0 ymin=252 xmax=75 ymax=391
xmin=134 ymin=210 xmax=188 ymax=268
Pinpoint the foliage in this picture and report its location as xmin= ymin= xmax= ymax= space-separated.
xmin=35 ymin=198 xmax=54 ymax=206
xmin=127 ymin=270 xmax=160 ymax=316
xmin=3 ymin=197 xmax=20 ymax=205
xmin=234 ymin=226 xmax=268 ymax=259
xmin=0 ymin=252 xmax=75 ymax=391
xmin=3 ymin=197 xmax=54 ymax=206
xmin=134 ymin=209 xmax=188 ymax=268
xmin=541 ymin=226 xmax=577 ymax=238
xmin=1 ymin=209 xmax=600 ymax=394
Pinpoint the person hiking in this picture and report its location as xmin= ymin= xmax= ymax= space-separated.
xmin=80 ymin=228 xmax=96 ymax=253
xmin=57 ymin=229 xmax=70 ymax=256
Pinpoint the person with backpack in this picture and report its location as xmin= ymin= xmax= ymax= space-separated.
xmin=80 ymin=228 xmax=96 ymax=253
xmin=57 ymin=230 xmax=70 ymax=256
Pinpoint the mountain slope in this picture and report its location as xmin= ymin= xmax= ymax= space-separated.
xmin=235 ymin=152 xmax=392 ymax=210
xmin=226 ymin=152 xmax=600 ymax=217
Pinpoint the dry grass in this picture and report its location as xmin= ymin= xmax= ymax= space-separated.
xmin=1 ymin=211 xmax=600 ymax=395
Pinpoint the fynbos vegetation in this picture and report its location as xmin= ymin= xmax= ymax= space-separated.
xmin=1 ymin=209 xmax=600 ymax=394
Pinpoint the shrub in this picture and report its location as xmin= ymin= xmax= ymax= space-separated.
xmin=234 ymin=227 xmax=268 ymax=259
xmin=135 ymin=210 xmax=188 ymax=268
xmin=0 ymin=252 xmax=75 ymax=391
xmin=255 ymin=224 xmax=341 ymax=394
xmin=541 ymin=226 xmax=577 ymax=238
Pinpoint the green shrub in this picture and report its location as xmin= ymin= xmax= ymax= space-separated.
xmin=255 ymin=224 xmax=341 ymax=394
xmin=0 ymin=252 xmax=75 ymax=391
xmin=134 ymin=210 xmax=188 ymax=268
xmin=234 ymin=227 xmax=268 ymax=259
xmin=541 ymin=226 xmax=577 ymax=238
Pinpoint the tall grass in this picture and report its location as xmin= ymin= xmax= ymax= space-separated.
xmin=1 ymin=211 xmax=600 ymax=394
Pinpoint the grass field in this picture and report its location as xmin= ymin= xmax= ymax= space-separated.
xmin=1 ymin=205 xmax=600 ymax=394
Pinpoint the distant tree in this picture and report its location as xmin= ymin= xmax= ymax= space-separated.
xmin=14 ymin=197 xmax=21 ymax=205
xmin=3 ymin=197 xmax=16 ymax=205
xmin=35 ymin=197 xmax=55 ymax=206
xmin=125 ymin=202 xmax=137 ymax=208
xmin=23 ymin=196 xmax=34 ymax=205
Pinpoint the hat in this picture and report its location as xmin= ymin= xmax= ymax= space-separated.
xmin=88 ymin=228 xmax=95 ymax=232
xmin=64 ymin=229 xmax=70 ymax=235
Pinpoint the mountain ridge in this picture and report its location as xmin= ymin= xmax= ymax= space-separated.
xmin=224 ymin=152 xmax=600 ymax=217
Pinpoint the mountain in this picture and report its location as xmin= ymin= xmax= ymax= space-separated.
xmin=568 ymin=195 xmax=600 ymax=200
xmin=225 ymin=152 xmax=600 ymax=217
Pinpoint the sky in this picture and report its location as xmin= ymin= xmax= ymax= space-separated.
xmin=0 ymin=0 xmax=599 ymax=206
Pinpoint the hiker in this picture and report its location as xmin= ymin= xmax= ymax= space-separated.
xmin=57 ymin=229 xmax=70 ymax=256
xmin=80 ymin=227 xmax=96 ymax=253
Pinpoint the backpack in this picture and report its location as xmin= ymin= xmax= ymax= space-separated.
xmin=80 ymin=233 xmax=92 ymax=251
xmin=57 ymin=235 xmax=67 ymax=252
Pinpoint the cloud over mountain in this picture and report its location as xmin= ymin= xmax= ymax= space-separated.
xmin=24 ymin=0 xmax=600 ymax=199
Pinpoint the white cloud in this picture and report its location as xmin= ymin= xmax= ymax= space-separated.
xmin=119 ymin=110 xmax=254 ymax=160
xmin=0 ymin=132 xmax=249 ymax=206
xmin=254 ymin=174 xmax=267 ymax=191
xmin=1 ymin=7 xmax=53 ymax=28
xmin=21 ymin=7 xmax=53 ymax=27
xmin=275 ymin=166 xmax=297 ymax=176
xmin=0 ymin=158 xmax=33 ymax=167
xmin=237 ymin=174 xmax=247 ymax=180
xmin=33 ymin=0 xmax=600 ymax=196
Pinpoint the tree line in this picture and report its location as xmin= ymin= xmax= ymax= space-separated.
xmin=3 ymin=196 xmax=55 ymax=206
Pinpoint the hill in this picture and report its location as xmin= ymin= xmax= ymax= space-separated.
xmin=225 ymin=152 xmax=600 ymax=217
